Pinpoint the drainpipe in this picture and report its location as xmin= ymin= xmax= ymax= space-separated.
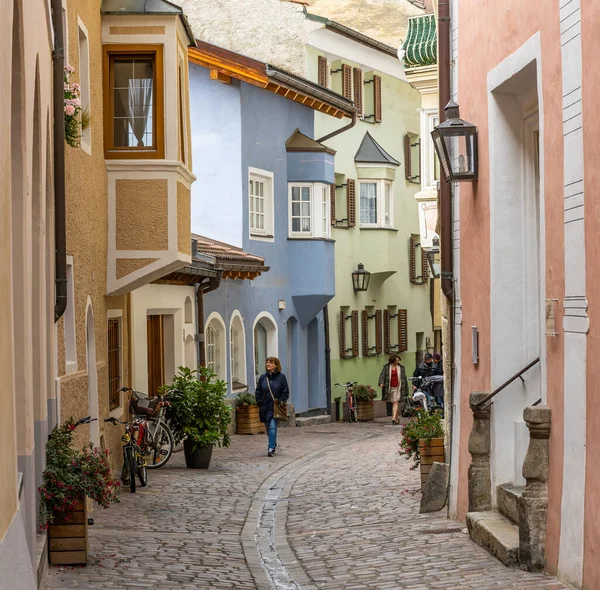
xmin=323 ymin=305 xmax=332 ymax=418
xmin=52 ymin=0 xmax=67 ymax=322
xmin=316 ymin=111 xmax=358 ymax=144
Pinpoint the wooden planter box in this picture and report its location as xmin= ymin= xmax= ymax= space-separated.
xmin=236 ymin=405 xmax=264 ymax=435
xmin=48 ymin=498 xmax=88 ymax=566
xmin=357 ymin=400 xmax=374 ymax=422
xmin=419 ymin=437 xmax=445 ymax=490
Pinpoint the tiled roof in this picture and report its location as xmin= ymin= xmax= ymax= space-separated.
xmin=192 ymin=235 xmax=268 ymax=271
xmin=402 ymin=13 xmax=437 ymax=68
xmin=354 ymin=131 xmax=400 ymax=166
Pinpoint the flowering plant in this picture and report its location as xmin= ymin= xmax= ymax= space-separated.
xmin=63 ymin=65 xmax=87 ymax=148
xmin=38 ymin=419 xmax=120 ymax=529
xmin=351 ymin=384 xmax=377 ymax=402
xmin=398 ymin=409 xmax=444 ymax=470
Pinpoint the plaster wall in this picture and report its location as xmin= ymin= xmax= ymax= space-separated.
xmin=306 ymin=42 xmax=432 ymax=399
xmin=452 ymin=0 xmax=566 ymax=583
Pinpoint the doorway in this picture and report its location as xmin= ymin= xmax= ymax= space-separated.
xmin=147 ymin=315 xmax=165 ymax=396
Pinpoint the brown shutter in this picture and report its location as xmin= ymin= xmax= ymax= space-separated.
xmin=375 ymin=310 xmax=383 ymax=354
xmin=347 ymin=179 xmax=356 ymax=227
xmin=410 ymin=235 xmax=417 ymax=284
xmin=330 ymin=183 xmax=336 ymax=226
xmin=398 ymin=309 xmax=408 ymax=353
xmin=404 ymin=134 xmax=412 ymax=181
xmin=383 ymin=310 xmax=391 ymax=354
xmin=340 ymin=310 xmax=347 ymax=359
xmin=342 ymin=64 xmax=352 ymax=100
xmin=318 ymin=56 xmax=328 ymax=87
xmin=351 ymin=310 xmax=359 ymax=357
xmin=362 ymin=310 xmax=369 ymax=357
xmin=353 ymin=67 xmax=363 ymax=115
xmin=373 ymin=75 xmax=382 ymax=123
xmin=422 ymin=247 xmax=429 ymax=282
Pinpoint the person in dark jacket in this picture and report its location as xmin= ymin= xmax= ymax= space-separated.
xmin=413 ymin=352 xmax=439 ymax=379
xmin=378 ymin=353 xmax=409 ymax=424
xmin=255 ymin=356 xmax=289 ymax=457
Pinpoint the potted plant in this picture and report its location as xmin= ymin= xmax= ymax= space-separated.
xmin=166 ymin=366 xmax=232 ymax=469
xmin=39 ymin=419 xmax=120 ymax=565
xmin=234 ymin=391 xmax=264 ymax=435
xmin=352 ymin=384 xmax=377 ymax=421
xmin=398 ymin=409 xmax=444 ymax=489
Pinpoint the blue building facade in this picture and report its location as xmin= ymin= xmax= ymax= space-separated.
xmin=188 ymin=53 xmax=349 ymax=414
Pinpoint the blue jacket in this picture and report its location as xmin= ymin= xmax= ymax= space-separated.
xmin=255 ymin=371 xmax=290 ymax=423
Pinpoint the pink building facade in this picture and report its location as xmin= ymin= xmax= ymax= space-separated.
xmin=448 ymin=1 xmax=600 ymax=588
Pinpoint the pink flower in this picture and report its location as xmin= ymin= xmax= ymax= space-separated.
xmin=64 ymin=105 xmax=75 ymax=116
xmin=65 ymin=64 xmax=75 ymax=74
xmin=72 ymin=83 xmax=80 ymax=92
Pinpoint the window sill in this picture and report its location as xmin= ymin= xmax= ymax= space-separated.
xmin=287 ymin=237 xmax=335 ymax=243
xmin=359 ymin=226 xmax=398 ymax=232
xmin=250 ymin=233 xmax=274 ymax=241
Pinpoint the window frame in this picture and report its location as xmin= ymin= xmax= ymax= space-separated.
xmin=108 ymin=310 xmax=124 ymax=416
xmin=358 ymin=179 xmax=394 ymax=229
xmin=102 ymin=44 xmax=164 ymax=160
xmin=289 ymin=183 xmax=313 ymax=237
xmin=288 ymin=182 xmax=330 ymax=239
xmin=206 ymin=324 xmax=218 ymax=376
xmin=248 ymin=167 xmax=274 ymax=241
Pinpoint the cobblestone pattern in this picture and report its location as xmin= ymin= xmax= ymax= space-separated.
xmin=44 ymin=421 xmax=567 ymax=589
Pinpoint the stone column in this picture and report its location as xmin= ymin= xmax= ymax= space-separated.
xmin=468 ymin=392 xmax=492 ymax=512
xmin=518 ymin=405 xmax=551 ymax=571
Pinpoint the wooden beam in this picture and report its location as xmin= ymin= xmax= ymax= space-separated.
xmin=210 ymin=69 xmax=231 ymax=84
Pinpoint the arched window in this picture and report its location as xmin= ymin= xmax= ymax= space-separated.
xmin=184 ymin=296 xmax=193 ymax=324
xmin=205 ymin=313 xmax=226 ymax=381
xmin=229 ymin=311 xmax=247 ymax=391
xmin=253 ymin=312 xmax=278 ymax=384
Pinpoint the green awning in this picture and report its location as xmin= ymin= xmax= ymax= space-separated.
xmin=402 ymin=14 xmax=437 ymax=68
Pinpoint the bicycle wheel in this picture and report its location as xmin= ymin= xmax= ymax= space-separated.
xmin=145 ymin=419 xmax=174 ymax=469
xmin=136 ymin=453 xmax=148 ymax=487
xmin=125 ymin=448 xmax=136 ymax=493
xmin=350 ymin=406 xmax=358 ymax=422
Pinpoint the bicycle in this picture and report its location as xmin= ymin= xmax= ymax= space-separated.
xmin=104 ymin=416 xmax=148 ymax=493
xmin=121 ymin=387 xmax=176 ymax=469
xmin=335 ymin=382 xmax=358 ymax=422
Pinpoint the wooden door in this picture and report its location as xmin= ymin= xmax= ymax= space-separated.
xmin=147 ymin=315 xmax=164 ymax=396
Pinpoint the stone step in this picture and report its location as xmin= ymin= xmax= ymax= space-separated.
xmin=295 ymin=415 xmax=331 ymax=427
xmin=497 ymin=482 xmax=524 ymax=526
xmin=466 ymin=511 xmax=519 ymax=566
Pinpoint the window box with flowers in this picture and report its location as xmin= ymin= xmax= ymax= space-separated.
xmin=64 ymin=65 xmax=89 ymax=149
xmin=39 ymin=419 xmax=120 ymax=565
xmin=351 ymin=384 xmax=377 ymax=422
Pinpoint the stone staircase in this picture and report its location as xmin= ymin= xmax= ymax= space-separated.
xmin=466 ymin=483 xmax=524 ymax=566
xmin=466 ymin=393 xmax=551 ymax=571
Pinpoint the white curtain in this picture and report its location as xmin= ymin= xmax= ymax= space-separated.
xmin=360 ymin=183 xmax=377 ymax=224
xmin=128 ymin=78 xmax=152 ymax=147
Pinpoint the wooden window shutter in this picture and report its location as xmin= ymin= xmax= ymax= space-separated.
xmin=347 ymin=179 xmax=356 ymax=227
xmin=318 ymin=55 xmax=328 ymax=88
xmin=330 ymin=183 xmax=336 ymax=226
xmin=339 ymin=310 xmax=347 ymax=359
xmin=353 ymin=67 xmax=363 ymax=115
xmin=398 ymin=309 xmax=408 ymax=353
xmin=375 ymin=310 xmax=383 ymax=355
xmin=404 ymin=134 xmax=412 ymax=181
xmin=351 ymin=310 xmax=359 ymax=357
xmin=422 ymin=247 xmax=429 ymax=281
xmin=383 ymin=310 xmax=391 ymax=354
xmin=361 ymin=310 xmax=369 ymax=357
xmin=342 ymin=64 xmax=352 ymax=100
xmin=373 ymin=75 xmax=382 ymax=123
xmin=409 ymin=235 xmax=417 ymax=284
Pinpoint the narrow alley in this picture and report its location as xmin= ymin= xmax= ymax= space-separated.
xmin=44 ymin=422 xmax=565 ymax=590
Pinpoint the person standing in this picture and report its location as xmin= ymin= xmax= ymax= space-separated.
xmin=378 ymin=353 xmax=408 ymax=425
xmin=255 ymin=357 xmax=289 ymax=457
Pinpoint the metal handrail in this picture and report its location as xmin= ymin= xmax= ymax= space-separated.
xmin=473 ymin=357 xmax=540 ymax=410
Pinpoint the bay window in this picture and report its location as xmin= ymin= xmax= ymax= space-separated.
xmin=359 ymin=179 xmax=394 ymax=228
xmin=288 ymin=183 xmax=330 ymax=239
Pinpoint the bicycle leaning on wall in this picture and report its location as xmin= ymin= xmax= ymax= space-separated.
xmin=335 ymin=382 xmax=358 ymax=423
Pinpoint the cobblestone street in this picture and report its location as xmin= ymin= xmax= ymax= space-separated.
xmin=44 ymin=421 xmax=566 ymax=590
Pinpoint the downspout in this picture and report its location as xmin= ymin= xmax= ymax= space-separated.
xmin=52 ymin=0 xmax=67 ymax=322
xmin=316 ymin=111 xmax=358 ymax=144
xmin=323 ymin=305 xmax=332 ymax=418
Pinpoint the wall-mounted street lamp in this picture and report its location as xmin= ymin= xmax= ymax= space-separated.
xmin=352 ymin=263 xmax=371 ymax=292
xmin=425 ymin=237 xmax=441 ymax=279
xmin=431 ymin=100 xmax=478 ymax=182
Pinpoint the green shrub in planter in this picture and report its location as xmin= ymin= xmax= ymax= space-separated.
xmin=165 ymin=366 xmax=231 ymax=451
xmin=233 ymin=391 xmax=257 ymax=408
xmin=398 ymin=409 xmax=444 ymax=470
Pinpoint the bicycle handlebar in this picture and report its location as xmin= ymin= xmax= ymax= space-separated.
xmin=334 ymin=382 xmax=356 ymax=388
xmin=74 ymin=416 xmax=98 ymax=427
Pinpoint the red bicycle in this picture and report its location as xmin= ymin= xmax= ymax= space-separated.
xmin=335 ymin=382 xmax=358 ymax=422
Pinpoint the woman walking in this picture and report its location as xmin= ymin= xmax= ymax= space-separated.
xmin=255 ymin=357 xmax=289 ymax=457
xmin=378 ymin=353 xmax=409 ymax=424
